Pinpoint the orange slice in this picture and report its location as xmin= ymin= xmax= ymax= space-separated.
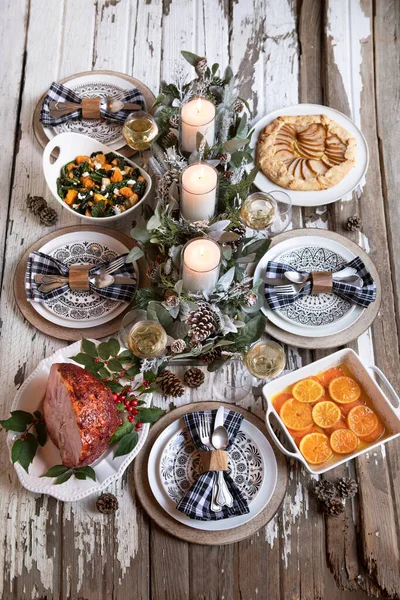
xmin=330 ymin=429 xmax=359 ymax=454
xmin=325 ymin=417 xmax=347 ymax=435
xmin=358 ymin=421 xmax=384 ymax=443
xmin=347 ymin=405 xmax=378 ymax=437
xmin=317 ymin=367 xmax=344 ymax=388
xmin=272 ymin=392 xmax=293 ymax=414
xmin=280 ymin=399 xmax=313 ymax=431
xmin=339 ymin=399 xmax=363 ymax=416
xmin=299 ymin=433 xmax=333 ymax=465
xmin=292 ymin=378 xmax=324 ymax=403
xmin=329 ymin=376 xmax=361 ymax=404
xmin=287 ymin=423 xmax=315 ymax=438
xmin=312 ymin=401 xmax=341 ymax=429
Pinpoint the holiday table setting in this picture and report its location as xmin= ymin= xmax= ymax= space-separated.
xmin=1 ymin=1 xmax=400 ymax=600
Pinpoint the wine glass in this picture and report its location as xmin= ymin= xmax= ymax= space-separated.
xmin=122 ymin=110 xmax=158 ymax=170
xmin=241 ymin=191 xmax=292 ymax=237
xmin=119 ymin=310 xmax=167 ymax=359
xmin=243 ymin=340 xmax=286 ymax=382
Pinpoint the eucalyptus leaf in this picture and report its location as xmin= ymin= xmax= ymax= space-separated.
xmin=174 ymin=280 xmax=183 ymax=295
xmin=207 ymin=357 xmax=230 ymax=372
xmin=222 ymin=137 xmax=248 ymax=153
xmin=181 ymin=50 xmax=202 ymax=66
xmin=224 ymin=65 xmax=234 ymax=82
xmin=222 ymin=246 xmax=232 ymax=260
xmin=147 ymin=214 xmax=162 ymax=230
xmin=233 ymin=314 xmax=267 ymax=348
xmin=130 ymin=225 xmax=152 ymax=243
xmin=147 ymin=302 xmax=173 ymax=328
xmin=216 ymin=267 xmax=235 ymax=291
xmin=126 ymin=246 xmax=144 ymax=263
xmin=237 ymin=253 xmax=256 ymax=264
xmin=166 ymin=321 xmax=190 ymax=340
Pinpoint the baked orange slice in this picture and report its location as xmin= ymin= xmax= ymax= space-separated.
xmin=272 ymin=392 xmax=293 ymax=414
xmin=299 ymin=432 xmax=333 ymax=465
xmin=330 ymin=428 xmax=359 ymax=454
xmin=312 ymin=401 xmax=341 ymax=429
xmin=347 ymin=405 xmax=378 ymax=437
xmin=317 ymin=367 xmax=344 ymax=388
xmin=358 ymin=420 xmax=384 ymax=443
xmin=280 ymin=398 xmax=313 ymax=431
xmin=339 ymin=399 xmax=363 ymax=416
xmin=329 ymin=376 xmax=361 ymax=404
xmin=325 ymin=417 xmax=347 ymax=435
xmin=292 ymin=378 xmax=324 ymax=403
xmin=287 ymin=423 xmax=315 ymax=438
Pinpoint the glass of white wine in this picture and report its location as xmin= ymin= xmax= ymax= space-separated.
xmin=122 ymin=110 xmax=158 ymax=169
xmin=243 ymin=340 xmax=286 ymax=381
xmin=241 ymin=191 xmax=292 ymax=237
xmin=119 ymin=310 xmax=167 ymax=359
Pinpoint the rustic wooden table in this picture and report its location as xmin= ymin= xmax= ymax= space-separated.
xmin=1 ymin=0 xmax=399 ymax=598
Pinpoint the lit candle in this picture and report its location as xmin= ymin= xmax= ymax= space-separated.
xmin=182 ymin=238 xmax=221 ymax=293
xmin=181 ymin=162 xmax=218 ymax=222
xmin=180 ymin=96 xmax=216 ymax=153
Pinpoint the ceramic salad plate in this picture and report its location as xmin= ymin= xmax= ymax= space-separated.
xmin=148 ymin=415 xmax=278 ymax=531
xmin=30 ymin=231 xmax=138 ymax=329
xmin=248 ymin=103 xmax=369 ymax=207
xmin=7 ymin=341 xmax=150 ymax=502
xmin=254 ymin=235 xmax=364 ymax=338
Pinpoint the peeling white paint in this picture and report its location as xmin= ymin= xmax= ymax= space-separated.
xmin=265 ymin=515 xmax=279 ymax=548
xmin=281 ymin=482 xmax=305 ymax=568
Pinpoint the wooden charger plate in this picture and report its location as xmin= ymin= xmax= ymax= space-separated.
xmin=14 ymin=225 xmax=136 ymax=342
xmin=32 ymin=70 xmax=156 ymax=157
xmin=263 ymin=228 xmax=381 ymax=349
xmin=134 ymin=402 xmax=288 ymax=545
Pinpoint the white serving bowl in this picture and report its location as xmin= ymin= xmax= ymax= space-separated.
xmin=263 ymin=348 xmax=400 ymax=475
xmin=43 ymin=132 xmax=152 ymax=223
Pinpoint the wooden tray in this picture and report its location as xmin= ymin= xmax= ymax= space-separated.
xmin=14 ymin=225 xmax=136 ymax=341
xmin=32 ymin=70 xmax=156 ymax=157
xmin=263 ymin=228 xmax=381 ymax=349
xmin=133 ymin=402 xmax=288 ymax=545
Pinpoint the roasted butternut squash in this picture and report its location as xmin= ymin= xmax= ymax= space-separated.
xmin=110 ymin=168 xmax=123 ymax=183
xmin=64 ymin=189 xmax=78 ymax=205
xmin=76 ymin=155 xmax=90 ymax=164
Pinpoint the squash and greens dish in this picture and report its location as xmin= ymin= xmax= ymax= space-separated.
xmin=56 ymin=152 xmax=147 ymax=217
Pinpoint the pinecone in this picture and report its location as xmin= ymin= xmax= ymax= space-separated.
xmin=346 ymin=215 xmax=362 ymax=231
xmin=195 ymin=57 xmax=208 ymax=78
xmin=146 ymin=266 xmax=157 ymax=280
xmin=162 ymin=131 xmax=178 ymax=148
xmin=168 ymin=113 xmax=180 ymax=129
xmin=96 ymin=493 xmax=119 ymax=514
xmin=245 ymin=292 xmax=258 ymax=307
xmin=190 ymin=340 xmax=203 ymax=355
xmin=324 ymin=498 xmax=345 ymax=517
xmin=39 ymin=206 xmax=58 ymax=227
xmin=233 ymin=99 xmax=244 ymax=113
xmin=201 ymin=346 xmax=222 ymax=365
xmin=337 ymin=477 xmax=358 ymax=499
xmin=156 ymin=369 xmax=184 ymax=397
xmin=313 ymin=479 xmax=337 ymax=502
xmin=27 ymin=194 xmax=47 ymax=215
xmin=184 ymin=367 xmax=205 ymax=389
xmin=164 ymin=290 xmax=179 ymax=307
xmin=187 ymin=302 xmax=217 ymax=343
xmin=224 ymin=169 xmax=234 ymax=182
xmin=219 ymin=152 xmax=231 ymax=165
xmin=226 ymin=224 xmax=246 ymax=251
xmin=170 ymin=339 xmax=186 ymax=354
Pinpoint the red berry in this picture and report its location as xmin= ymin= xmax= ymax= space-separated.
xmin=130 ymin=399 xmax=138 ymax=407
xmin=113 ymin=393 xmax=119 ymax=401
xmin=135 ymin=422 xmax=143 ymax=430
xmin=131 ymin=409 xmax=139 ymax=416
xmin=120 ymin=370 xmax=125 ymax=375
xmin=128 ymin=415 xmax=134 ymax=423
xmin=143 ymin=380 xmax=150 ymax=389
xmin=127 ymin=406 xmax=134 ymax=413
xmin=94 ymin=358 xmax=100 ymax=363
xmin=124 ymin=399 xmax=130 ymax=406
xmin=120 ymin=395 xmax=126 ymax=402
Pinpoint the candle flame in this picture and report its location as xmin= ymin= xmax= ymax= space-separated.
xmin=200 ymin=245 xmax=205 ymax=257
xmin=198 ymin=166 xmax=205 ymax=179
xmin=196 ymin=97 xmax=202 ymax=113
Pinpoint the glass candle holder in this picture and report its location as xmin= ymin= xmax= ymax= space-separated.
xmin=180 ymin=162 xmax=218 ymax=222
xmin=181 ymin=237 xmax=221 ymax=294
xmin=241 ymin=190 xmax=292 ymax=237
xmin=180 ymin=96 xmax=216 ymax=154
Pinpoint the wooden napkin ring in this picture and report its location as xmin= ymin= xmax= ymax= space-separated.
xmin=81 ymin=98 xmax=101 ymax=119
xmin=199 ymin=450 xmax=228 ymax=473
xmin=69 ymin=265 xmax=91 ymax=290
xmin=311 ymin=271 xmax=333 ymax=294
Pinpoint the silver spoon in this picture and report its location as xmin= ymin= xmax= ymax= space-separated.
xmin=284 ymin=270 xmax=363 ymax=287
xmin=211 ymin=426 xmax=233 ymax=508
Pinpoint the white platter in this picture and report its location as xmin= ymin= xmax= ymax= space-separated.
xmin=254 ymin=235 xmax=364 ymax=338
xmin=7 ymin=341 xmax=150 ymax=501
xmin=248 ymin=103 xmax=369 ymax=207
xmin=148 ymin=415 xmax=278 ymax=531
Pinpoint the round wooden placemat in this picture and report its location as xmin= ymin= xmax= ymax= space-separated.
xmin=263 ymin=228 xmax=381 ymax=349
xmin=14 ymin=225 xmax=136 ymax=342
xmin=133 ymin=402 xmax=288 ymax=545
xmin=33 ymin=70 xmax=156 ymax=157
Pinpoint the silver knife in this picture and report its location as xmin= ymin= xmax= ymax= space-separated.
xmin=213 ymin=407 xmax=233 ymax=508
xmin=263 ymin=277 xmax=289 ymax=286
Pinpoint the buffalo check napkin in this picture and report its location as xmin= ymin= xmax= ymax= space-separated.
xmin=40 ymin=81 xmax=145 ymax=126
xmin=176 ymin=409 xmax=250 ymax=521
xmin=25 ymin=251 xmax=137 ymax=303
xmin=265 ymin=257 xmax=376 ymax=311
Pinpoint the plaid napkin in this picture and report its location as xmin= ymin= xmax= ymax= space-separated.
xmin=176 ymin=409 xmax=250 ymax=521
xmin=25 ymin=251 xmax=137 ymax=303
xmin=40 ymin=81 xmax=145 ymax=126
xmin=265 ymin=256 xmax=376 ymax=311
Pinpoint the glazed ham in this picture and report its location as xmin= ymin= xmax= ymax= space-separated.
xmin=43 ymin=363 xmax=119 ymax=468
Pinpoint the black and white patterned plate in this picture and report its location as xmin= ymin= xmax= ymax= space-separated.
xmin=160 ymin=427 xmax=264 ymax=505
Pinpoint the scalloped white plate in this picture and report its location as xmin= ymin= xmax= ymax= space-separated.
xmin=7 ymin=341 xmax=150 ymax=501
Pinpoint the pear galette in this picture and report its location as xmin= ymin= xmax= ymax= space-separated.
xmin=256 ymin=114 xmax=356 ymax=191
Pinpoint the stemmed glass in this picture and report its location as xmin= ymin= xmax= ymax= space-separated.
xmin=122 ymin=110 xmax=158 ymax=170
xmin=241 ymin=190 xmax=292 ymax=237
xmin=119 ymin=309 xmax=167 ymax=359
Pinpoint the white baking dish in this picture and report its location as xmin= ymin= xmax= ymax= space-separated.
xmin=43 ymin=132 xmax=152 ymax=223
xmin=263 ymin=348 xmax=400 ymax=474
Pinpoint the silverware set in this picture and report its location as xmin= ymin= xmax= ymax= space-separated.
xmin=48 ymin=98 xmax=141 ymax=118
xmin=264 ymin=266 xmax=363 ymax=296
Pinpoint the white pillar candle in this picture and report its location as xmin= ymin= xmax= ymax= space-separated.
xmin=181 ymin=162 xmax=218 ymax=222
xmin=182 ymin=238 xmax=221 ymax=294
xmin=181 ymin=97 xmax=216 ymax=153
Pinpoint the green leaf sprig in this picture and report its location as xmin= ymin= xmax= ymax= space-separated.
xmin=0 ymin=410 xmax=48 ymax=473
xmin=42 ymin=465 xmax=96 ymax=485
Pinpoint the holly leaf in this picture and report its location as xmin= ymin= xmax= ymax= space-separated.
xmin=97 ymin=367 xmax=110 ymax=379
xmin=12 ymin=433 xmax=38 ymax=472
xmin=42 ymin=464 xmax=70 ymax=478
xmin=74 ymin=466 xmax=96 ymax=481
xmin=34 ymin=410 xmax=42 ymax=419
xmin=98 ymin=342 xmax=111 ymax=360
xmin=110 ymin=420 xmax=133 ymax=444
xmin=82 ymin=339 xmax=98 ymax=357
xmin=126 ymin=365 xmax=140 ymax=378
xmin=34 ymin=421 xmax=47 ymax=446
xmin=108 ymin=338 xmax=120 ymax=356
xmin=118 ymin=349 xmax=135 ymax=361
xmin=0 ymin=410 xmax=33 ymax=432
xmin=114 ymin=431 xmax=138 ymax=458
xmin=181 ymin=50 xmax=202 ymax=66
xmin=107 ymin=358 xmax=123 ymax=372
xmin=137 ymin=407 xmax=166 ymax=423
xmin=71 ymin=353 xmax=95 ymax=367
xmin=105 ymin=381 xmax=123 ymax=393
xmin=143 ymin=370 xmax=157 ymax=382
xmin=55 ymin=470 xmax=73 ymax=485
xmin=116 ymin=402 xmax=125 ymax=412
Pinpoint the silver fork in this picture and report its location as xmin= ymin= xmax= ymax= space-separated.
xmin=275 ymin=280 xmax=362 ymax=296
xmin=36 ymin=256 xmax=126 ymax=292
xmin=198 ymin=414 xmax=221 ymax=512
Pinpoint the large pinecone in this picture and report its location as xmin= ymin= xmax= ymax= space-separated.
xmin=195 ymin=57 xmax=208 ymax=78
xmin=226 ymin=224 xmax=246 ymax=251
xmin=157 ymin=369 xmax=184 ymax=397
xmin=313 ymin=479 xmax=337 ymax=502
xmin=184 ymin=367 xmax=205 ymax=389
xmin=27 ymin=195 xmax=47 ymax=215
xmin=39 ymin=206 xmax=58 ymax=226
xmin=201 ymin=346 xmax=222 ymax=365
xmin=187 ymin=302 xmax=217 ymax=343
xmin=346 ymin=215 xmax=362 ymax=231
xmin=324 ymin=498 xmax=345 ymax=517
xmin=96 ymin=493 xmax=119 ymax=514
xmin=337 ymin=477 xmax=358 ymax=499
xmin=161 ymin=131 xmax=178 ymax=148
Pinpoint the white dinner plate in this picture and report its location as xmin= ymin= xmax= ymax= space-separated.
xmin=30 ymin=231 xmax=137 ymax=329
xmin=7 ymin=341 xmax=150 ymax=501
xmin=254 ymin=235 xmax=364 ymax=338
xmin=148 ymin=415 xmax=278 ymax=531
xmin=248 ymin=103 xmax=369 ymax=207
